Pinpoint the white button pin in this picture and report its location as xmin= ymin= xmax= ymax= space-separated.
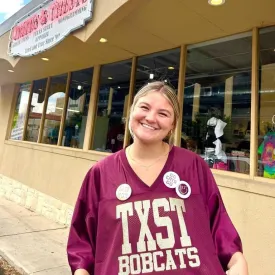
xmin=176 ymin=181 xmax=191 ymax=199
xmin=163 ymin=171 xmax=180 ymax=189
xmin=116 ymin=184 xmax=132 ymax=201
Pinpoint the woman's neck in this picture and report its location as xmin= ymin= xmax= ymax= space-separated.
xmin=129 ymin=140 xmax=169 ymax=160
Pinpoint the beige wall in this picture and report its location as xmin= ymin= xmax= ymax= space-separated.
xmin=0 ymin=141 xmax=107 ymax=205
xmin=1 ymin=86 xmax=275 ymax=275
xmin=215 ymin=173 xmax=275 ymax=275
xmin=0 ymin=84 xmax=17 ymax=163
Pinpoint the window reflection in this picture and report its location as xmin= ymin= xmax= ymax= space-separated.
xmin=25 ymin=78 xmax=47 ymax=142
xmin=10 ymin=83 xmax=31 ymax=140
xmin=182 ymin=34 xmax=252 ymax=174
xmin=92 ymin=60 xmax=132 ymax=152
xmin=42 ymin=74 xmax=67 ymax=145
xmin=62 ymin=68 xmax=93 ymax=149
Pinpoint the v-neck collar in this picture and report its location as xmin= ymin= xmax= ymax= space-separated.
xmin=120 ymin=145 xmax=175 ymax=190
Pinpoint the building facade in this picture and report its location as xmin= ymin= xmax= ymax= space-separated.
xmin=0 ymin=0 xmax=275 ymax=274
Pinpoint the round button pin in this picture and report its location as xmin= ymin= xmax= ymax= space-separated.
xmin=163 ymin=172 xmax=180 ymax=189
xmin=176 ymin=181 xmax=191 ymax=199
xmin=116 ymin=184 xmax=132 ymax=201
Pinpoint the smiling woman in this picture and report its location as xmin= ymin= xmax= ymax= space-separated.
xmin=128 ymin=82 xmax=179 ymax=145
xmin=67 ymin=81 xmax=248 ymax=275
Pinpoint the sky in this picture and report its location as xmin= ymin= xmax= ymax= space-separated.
xmin=0 ymin=0 xmax=31 ymax=24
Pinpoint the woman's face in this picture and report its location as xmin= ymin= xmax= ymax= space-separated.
xmin=130 ymin=91 xmax=175 ymax=144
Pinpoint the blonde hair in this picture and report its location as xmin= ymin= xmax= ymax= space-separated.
xmin=129 ymin=81 xmax=180 ymax=144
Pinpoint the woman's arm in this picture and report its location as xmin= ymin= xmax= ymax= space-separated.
xmin=67 ymin=166 xmax=100 ymax=275
xmin=74 ymin=269 xmax=90 ymax=275
xmin=226 ymin=252 xmax=248 ymax=275
xmin=197 ymin=158 xmax=244 ymax=271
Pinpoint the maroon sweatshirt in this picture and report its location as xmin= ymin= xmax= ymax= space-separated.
xmin=67 ymin=146 xmax=242 ymax=275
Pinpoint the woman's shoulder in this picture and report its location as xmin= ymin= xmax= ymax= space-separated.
xmin=82 ymin=150 xmax=124 ymax=191
xmin=88 ymin=149 xmax=124 ymax=172
xmin=173 ymin=146 xmax=203 ymax=161
xmin=172 ymin=146 xmax=209 ymax=170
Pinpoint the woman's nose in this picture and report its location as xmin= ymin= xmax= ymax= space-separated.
xmin=145 ymin=111 xmax=157 ymax=122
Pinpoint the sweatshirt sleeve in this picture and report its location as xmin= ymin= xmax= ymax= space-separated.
xmin=198 ymin=158 xmax=243 ymax=270
xmin=67 ymin=166 xmax=100 ymax=275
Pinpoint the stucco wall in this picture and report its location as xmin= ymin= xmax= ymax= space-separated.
xmin=217 ymin=175 xmax=275 ymax=275
xmin=0 ymin=84 xmax=17 ymax=164
xmin=0 ymin=141 xmax=107 ymax=205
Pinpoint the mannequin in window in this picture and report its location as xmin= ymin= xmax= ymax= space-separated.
xmin=205 ymin=107 xmax=227 ymax=169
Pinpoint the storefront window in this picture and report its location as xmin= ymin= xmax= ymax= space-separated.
xmin=61 ymin=68 xmax=93 ymax=149
xmin=258 ymin=27 xmax=275 ymax=178
xmin=25 ymin=78 xmax=47 ymax=142
xmin=10 ymin=83 xmax=31 ymax=140
xmin=42 ymin=74 xmax=67 ymax=145
xmin=92 ymin=60 xmax=132 ymax=152
xmin=182 ymin=33 xmax=252 ymax=174
xmin=136 ymin=48 xmax=180 ymax=92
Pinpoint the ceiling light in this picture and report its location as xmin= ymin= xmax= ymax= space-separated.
xmin=8 ymin=69 xmax=14 ymax=72
xmin=208 ymin=0 xmax=225 ymax=6
xmin=164 ymin=79 xmax=168 ymax=83
xmin=108 ymin=77 xmax=113 ymax=80
xmin=77 ymin=85 xmax=82 ymax=90
xmin=118 ymin=86 xmax=121 ymax=89
xmin=168 ymin=66 xmax=174 ymax=70
xmin=41 ymin=57 xmax=49 ymax=61
xmin=100 ymin=38 xmax=108 ymax=43
xmin=149 ymin=73 xmax=154 ymax=79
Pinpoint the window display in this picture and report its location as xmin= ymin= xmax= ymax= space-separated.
xmin=10 ymin=83 xmax=31 ymax=141
xmin=92 ymin=60 xmax=132 ymax=153
xmin=42 ymin=74 xmax=67 ymax=145
xmin=204 ymin=108 xmax=227 ymax=169
xmin=258 ymin=26 xmax=275 ymax=178
xmin=25 ymin=78 xmax=47 ymax=142
xmin=182 ymin=33 xmax=252 ymax=174
xmin=62 ymin=68 xmax=93 ymax=149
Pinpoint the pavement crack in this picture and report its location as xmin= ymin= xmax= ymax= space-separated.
xmin=0 ymin=227 xmax=67 ymax=238
xmin=31 ymin=264 xmax=68 ymax=274
xmin=0 ymin=214 xmax=40 ymax=220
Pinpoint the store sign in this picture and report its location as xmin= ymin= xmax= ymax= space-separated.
xmin=8 ymin=0 xmax=94 ymax=57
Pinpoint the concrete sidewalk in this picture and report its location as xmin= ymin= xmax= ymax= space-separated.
xmin=0 ymin=197 xmax=71 ymax=275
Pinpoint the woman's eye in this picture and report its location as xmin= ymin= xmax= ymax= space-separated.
xmin=159 ymin=113 xmax=167 ymax=117
xmin=141 ymin=106 xmax=148 ymax=110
